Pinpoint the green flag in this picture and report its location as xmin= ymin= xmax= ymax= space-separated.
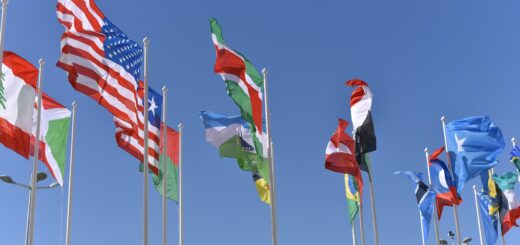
xmin=345 ymin=174 xmax=360 ymax=224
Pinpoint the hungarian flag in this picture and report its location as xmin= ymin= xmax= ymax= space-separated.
xmin=346 ymin=79 xmax=376 ymax=173
xmin=151 ymin=126 xmax=180 ymax=202
xmin=428 ymin=146 xmax=462 ymax=219
xmin=31 ymin=94 xmax=71 ymax=186
xmin=210 ymin=18 xmax=267 ymax=161
xmin=0 ymin=51 xmax=38 ymax=158
xmin=325 ymin=118 xmax=363 ymax=198
xmin=493 ymin=172 xmax=520 ymax=235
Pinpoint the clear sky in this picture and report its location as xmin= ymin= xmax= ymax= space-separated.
xmin=1 ymin=0 xmax=520 ymax=244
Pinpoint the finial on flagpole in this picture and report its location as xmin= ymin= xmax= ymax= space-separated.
xmin=472 ymin=185 xmax=476 ymax=191
xmin=162 ymin=86 xmax=168 ymax=93
xmin=424 ymin=147 xmax=429 ymax=153
xmin=513 ymin=137 xmax=517 ymax=147
xmin=71 ymin=101 xmax=77 ymax=108
xmin=178 ymin=123 xmax=183 ymax=129
xmin=38 ymin=58 xmax=45 ymax=66
xmin=440 ymin=116 xmax=446 ymax=123
xmin=143 ymin=37 xmax=150 ymax=47
xmin=262 ymin=68 xmax=267 ymax=76
xmin=1 ymin=0 xmax=8 ymax=7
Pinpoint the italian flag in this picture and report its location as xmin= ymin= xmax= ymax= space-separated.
xmin=493 ymin=172 xmax=520 ymax=235
xmin=210 ymin=18 xmax=267 ymax=160
xmin=0 ymin=51 xmax=38 ymax=159
xmin=32 ymin=94 xmax=71 ymax=186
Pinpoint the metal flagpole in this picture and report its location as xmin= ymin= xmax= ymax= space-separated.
xmin=472 ymin=185 xmax=484 ymax=245
xmin=419 ymin=210 xmax=426 ymax=245
xmin=358 ymin=200 xmax=366 ymax=245
xmin=0 ymin=0 xmax=9 ymax=66
xmin=142 ymin=37 xmax=150 ymax=245
xmin=65 ymin=102 xmax=78 ymax=245
xmin=441 ymin=116 xmax=462 ymax=245
xmin=26 ymin=58 xmax=45 ymax=245
xmin=351 ymin=220 xmax=357 ymax=245
xmin=262 ymin=68 xmax=278 ymax=245
xmin=364 ymin=154 xmax=379 ymax=245
xmin=161 ymin=86 xmax=168 ymax=245
xmin=178 ymin=123 xmax=184 ymax=245
xmin=424 ymin=148 xmax=441 ymax=244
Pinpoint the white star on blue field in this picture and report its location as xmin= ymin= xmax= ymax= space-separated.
xmin=1 ymin=1 xmax=520 ymax=244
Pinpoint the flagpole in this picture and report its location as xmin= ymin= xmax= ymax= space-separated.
xmin=441 ymin=116 xmax=462 ymax=245
xmin=351 ymin=220 xmax=357 ymax=245
xmin=26 ymin=58 xmax=45 ymax=245
xmin=472 ymin=185 xmax=484 ymax=245
xmin=142 ymin=37 xmax=150 ymax=245
xmin=178 ymin=123 xmax=184 ymax=245
xmin=161 ymin=86 xmax=168 ymax=245
xmin=358 ymin=200 xmax=366 ymax=245
xmin=424 ymin=148 xmax=441 ymax=245
xmin=419 ymin=210 xmax=426 ymax=245
xmin=262 ymin=68 xmax=279 ymax=245
xmin=0 ymin=0 xmax=9 ymax=66
xmin=65 ymin=102 xmax=78 ymax=245
xmin=364 ymin=154 xmax=380 ymax=245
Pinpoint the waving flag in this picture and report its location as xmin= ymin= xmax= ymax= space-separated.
xmin=345 ymin=174 xmax=360 ymax=224
xmin=152 ymin=126 xmax=179 ymax=202
xmin=510 ymin=145 xmax=520 ymax=172
xmin=200 ymin=111 xmax=270 ymax=204
xmin=0 ymin=51 xmax=38 ymax=158
xmin=346 ymin=79 xmax=376 ymax=173
xmin=56 ymin=0 xmax=142 ymax=129
xmin=32 ymin=94 xmax=71 ymax=186
xmin=115 ymin=83 xmax=162 ymax=173
xmin=493 ymin=172 xmax=520 ymax=235
xmin=428 ymin=146 xmax=461 ymax=219
xmin=210 ymin=18 xmax=267 ymax=160
xmin=477 ymin=192 xmax=499 ymax=245
xmin=445 ymin=116 xmax=505 ymax=193
xmin=394 ymin=171 xmax=436 ymax=240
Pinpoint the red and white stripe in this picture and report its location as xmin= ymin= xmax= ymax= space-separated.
xmin=114 ymin=82 xmax=161 ymax=174
xmin=56 ymin=0 xmax=139 ymax=129
xmin=346 ymin=79 xmax=373 ymax=132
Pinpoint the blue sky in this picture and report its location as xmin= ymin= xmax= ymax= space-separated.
xmin=1 ymin=0 xmax=520 ymax=244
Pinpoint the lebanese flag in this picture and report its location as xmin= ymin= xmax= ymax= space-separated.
xmin=0 ymin=51 xmax=38 ymax=158
xmin=346 ymin=79 xmax=376 ymax=172
xmin=325 ymin=118 xmax=363 ymax=198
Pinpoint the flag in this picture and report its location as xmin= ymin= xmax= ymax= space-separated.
xmin=151 ymin=126 xmax=179 ymax=202
xmin=325 ymin=119 xmax=363 ymax=198
xmin=477 ymin=192 xmax=499 ymax=245
xmin=200 ymin=111 xmax=271 ymax=204
xmin=493 ymin=172 xmax=520 ymax=235
xmin=31 ymin=94 xmax=71 ymax=186
xmin=428 ymin=146 xmax=462 ymax=219
xmin=346 ymin=79 xmax=376 ymax=173
xmin=0 ymin=51 xmax=38 ymax=158
xmin=394 ymin=171 xmax=436 ymax=240
xmin=345 ymin=174 xmax=360 ymax=224
xmin=57 ymin=0 xmax=142 ymax=129
xmin=210 ymin=18 xmax=267 ymax=160
xmin=445 ymin=116 xmax=505 ymax=193
xmin=115 ymin=82 xmax=162 ymax=173
xmin=510 ymin=145 xmax=520 ymax=172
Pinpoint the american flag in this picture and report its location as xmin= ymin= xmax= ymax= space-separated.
xmin=56 ymin=0 xmax=142 ymax=128
xmin=115 ymin=82 xmax=162 ymax=173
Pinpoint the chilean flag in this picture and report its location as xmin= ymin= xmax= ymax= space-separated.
xmin=429 ymin=147 xmax=462 ymax=219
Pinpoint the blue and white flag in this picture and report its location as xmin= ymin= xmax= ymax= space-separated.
xmin=445 ymin=116 xmax=505 ymax=193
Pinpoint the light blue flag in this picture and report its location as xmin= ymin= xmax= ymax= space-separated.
xmin=477 ymin=192 xmax=499 ymax=245
xmin=394 ymin=171 xmax=435 ymax=240
xmin=445 ymin=116 xmax=505 ymax=193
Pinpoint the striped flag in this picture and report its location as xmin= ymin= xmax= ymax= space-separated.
xmin=210 ymin=18 xmax=267 ymax=160
xmin=56 ymin=0 xmax=142 ymax=129
xmin=115 ymin=82 xmax=162 ymax=173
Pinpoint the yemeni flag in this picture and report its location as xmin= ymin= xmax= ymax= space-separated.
xmin=0 ymin=51 xmax=38 ymax=158
xmin=31 ymin=94 xmax=71 ymax=186
xmin=325 ymin=118 xmax=363 ymax=198
xmin=346 ymin=79 xmax=376 ymax=173
xmin=493 ymin=172 xmax=520 ymax=235
xmin=210 ymin=18 xmax=267 ymax=160
xmin=152 ymin=126 xmax=180 ymax=202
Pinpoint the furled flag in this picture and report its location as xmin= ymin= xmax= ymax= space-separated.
xmin=477 ymin=192 xmax=499 ymax=245
xmin=0 ymin=51 xmax=38 ymax=158
xmin=346 ymin=79 xmax=376 ymax=174
xmin=31 ymin=94 xmax=71 ymax=186
xmin=200 ymin=111 xmax=271 ymax=204
xmin=428 ymin=146 xmax=462 ymax=219
xmin=57 ymin=0 xmax=142 ymax=129
xmin=345 ymin=174 xmax=360 ymax=224
xmin=115 ymin=82 xmax=163 ymax=173
xmin=325 ymin=118 xmax=363 ymax=198
xmin=493 ymin=172 xmax=520 ymax=235
xmin=510 ymin=145 xmax=520 ymax=173
xmin=151 ymin=126 xmax=179 ymax=202
xmin=445 ymin=116 xmax=505 ymax=193
xmin=210 ymin=18 xmax=267 ymax=160
xmin=394 ymin=171 xmax=436 ymax=240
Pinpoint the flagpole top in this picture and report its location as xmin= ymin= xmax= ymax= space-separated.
xmin=178 ymin=123 xmax=183 ymax=129
xmin=38 ymin=58 xmax=45 ymax=66
xmin=513 ymin=137 xmax=517 ymax=146
xmin=472 ymin=185 xmax=476 ymax=190
xmin=162 ymin=86 xmax=168 ymax=93
xmin=424 ymin=147 xmax=429 ymax=153
xmin=71 ymin=101 xmax=78 ymax=108
xmin=262 ymin=68 xmax=267 ymax=76
xmin=143 ymin=37 xmax=150 ymax=47
xmin=440 ymin=116 xmax=446 ymax=123
xmin=1 ymin=0 xmax=8 ymax=6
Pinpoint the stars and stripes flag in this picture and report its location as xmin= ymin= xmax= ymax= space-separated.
xmin=56 ymin=0 xmax=143 ymax=130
